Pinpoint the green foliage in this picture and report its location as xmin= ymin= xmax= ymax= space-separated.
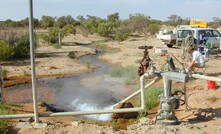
xmin=114 ymin=32 xmax=129 ymax=41
xmin=13 ymin=34 xmax=30 ymax=58
xmin=2 ymin=69 xmax=9 ymax=78
xmin=55 ymin=15 xmax=75 ymax=28
xmin=47 ymin=27 xmax=61 ymax=43
xmin=209 ymin=17 xmax=221 ymax=29
xmin=52 ymin=43 xmax=61 ymax=49
xmin=108 ymin=65 xmax=137 ymax=83
xmin=166 ymin=14 xmax=190 ymax=26
xmin=0 ymin=40 xmax=13 ymax=60
xmin=0 ymin=103 xmax=13 ymax=134
xmin=97 ymin=23 xmax=111 ymax=37
xmin=147 ymin=24 xmax=160 ymax=35
xmin=144 ymin=86 xmax=163 ymax=109
xmin=40 ymin=16 xmax=55 ymax=28
xmin=63 ymin=24 xmax=76 ymax=34
xmin=127 ymin=13 xmax=151 ymax=34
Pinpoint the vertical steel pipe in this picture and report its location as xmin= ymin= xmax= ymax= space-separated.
xmin=28 ymin=0 xmax=39 ymax=123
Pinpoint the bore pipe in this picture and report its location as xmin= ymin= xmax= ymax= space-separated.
xmin=0 ymin=114 xmax=34 ymax=119
xmin=0 ymin=73 xmax=152 ymax=119
xmin=39 ymin=108 xmax=143 ymax=117
xmin=28 ymin=0 xmax=39 ymax=123
xmin=192 ymin=74 xmax=221 ymax=83
xmin=0 ymin=108 xmax=143 ymax=119
xmin=116 ymin=77 xmax=161 ymax=105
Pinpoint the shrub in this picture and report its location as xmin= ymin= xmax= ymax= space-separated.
xmin=0 ymin=103 xmax=12 ymax=134
xmin=97 ymin=23 xmax=111 ymax=37
xmin=144 ymin=86 xmax=163 ymax=109
xmin=53 ymin=43 xmax=61 ymax=49
xmin=0 ymin=29 xmax=37 ymax=60
xmin=63 ymin=24 xmax=76 ymax=34
xmin=114 ymin=32 xmax=129 ymax=41
xmin=108 ymin=65 xmax=137 ymax=83
xmin=48 ymin=27 xmax=60 ymax=43
xmin=13 ymin=34 xmax=30 ymax=58
xmin=147 ymin=24 xmax=160 ymax=35
xmin=0 ymin=40 xmax=13 ymax=60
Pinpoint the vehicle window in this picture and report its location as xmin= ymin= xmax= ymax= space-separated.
xmin=178 ymin=30 xmax=193 ymax=38
xmin=199 ymin=30 xmax=214 ymax=38
xmin=213 ymin=30 xmax=221 ymax=37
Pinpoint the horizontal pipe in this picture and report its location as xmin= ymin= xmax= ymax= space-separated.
xmin=39 ymin=107 xmax=143 ymax=117
xmin=0 ymin=108 xmax=143 ymax=119
xmin=116 ymin=77 xmax=161 ymax=105
xmin=192 ymin=74 xmax=221 ymax=83
xmin=0 ymin=114 xmax=34 ymax=119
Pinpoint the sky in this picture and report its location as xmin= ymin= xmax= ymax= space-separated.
xmin=0 ymin=0 xmax=221 ymax=21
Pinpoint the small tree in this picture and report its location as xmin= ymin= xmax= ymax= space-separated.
xmin=114 ymin=32 xmax=129 ymax=41
xmin=63 ymin=24 xmax=76 ymax=35
xmin=97 ymin=23 xmax=111 ymax=37
xmin=0 ymin=40 xmax=13 ymax=60
xmin=40 ymin=16 xmax=55 ymax=28
xmin=13 ymin=34 xmax=30 ymax=58
xmin=147 ymin=24 xmax=160 ymax=35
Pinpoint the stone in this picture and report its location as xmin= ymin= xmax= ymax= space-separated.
xmin=68 ymin=51 xmax=77 ymax=59
xmin=112 ymin=102 xmax=138 ymax=119
xmin=34 ymin=123 xmax=48 ymax=128
xmin=16 ymin=122 xmax=33 ymax=129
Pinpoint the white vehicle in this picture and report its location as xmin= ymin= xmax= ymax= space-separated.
xmin=156 ymin=30 xmax=177 ymax=48
xmin=176 ymin=26 xmax=221 ymax=49
xmin=157 ymin=25 xmax=221 ymax=49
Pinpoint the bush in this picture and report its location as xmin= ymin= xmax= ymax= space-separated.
xmin=97 ymin=23 xmax=111 ymax=37
xmin=13 ymin=34 xmax=30 ymax=58
xmin=63 ymin=24 xmax=76 ymax=34
xmin=108 ymin=65 xmax=137 ymax=83
xmin=48 ymin=27 xmax=60 ymax=43
xmin=0 ymin=40 xmax=13 ymax=60
xmin=0 ymin=29 xmax=36 ymax=60
xmin=0 ymin=103 xmax=12 ymax=134
xmin=53 ymin=43 xmax=61 ymax=49
xmin=114 ymin=32 xmax=129 ymax=41
xmin=147 ymin=24 xmax=160 ymax=35
xmin=144 ymin=86 xmax=163 ymax=109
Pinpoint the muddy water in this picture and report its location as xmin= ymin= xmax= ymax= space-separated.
xmin=6 ymin=45 xmax=131 ymax=121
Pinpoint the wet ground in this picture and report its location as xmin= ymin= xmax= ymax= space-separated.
xmin=4 ymin=45 xmax=132 ymax=121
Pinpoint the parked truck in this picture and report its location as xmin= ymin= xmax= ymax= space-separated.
xmin=157 ymin=21 xmax=221 ymax=49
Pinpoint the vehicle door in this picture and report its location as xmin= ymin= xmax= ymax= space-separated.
xmin=177 ymin=30 xmax=194 ymax=46
xmin=212 ymin=30 xmax=221 ymax=49
xmin=198 ymin=30 xmax=220 ymax=48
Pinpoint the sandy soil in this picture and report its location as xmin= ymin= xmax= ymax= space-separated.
xmin=3 ymin=34 xmax=221 ymax=134
xmin=1 ymin=34 xmax=105 ymax=86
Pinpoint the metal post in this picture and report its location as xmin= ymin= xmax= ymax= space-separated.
xmin=163 ymin=77 xmax=172 ymax=98
xmin=28 ymin=0 xmax=39 ymax=123
xmin=58 ymin=31 xmax=61 ymax=47
xmin=0 ymin=66 xmax=3 ymax=102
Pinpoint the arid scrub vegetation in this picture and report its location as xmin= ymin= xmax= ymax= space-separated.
xmin=0 ymin=13 xmax=221 ymax=60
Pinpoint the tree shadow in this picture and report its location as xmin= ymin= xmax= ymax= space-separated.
xmin=206 ymin=72 xmax=221 ymax=77
xmin=0 ymin=60 xmax=40 ymax=67
xmin=187 ymin=107 xmax=221 ymax=124
xmin=36 ymin=51 xmax=69 ymax=58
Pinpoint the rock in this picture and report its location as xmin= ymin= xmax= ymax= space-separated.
xmin=71 ymin=121 xmax=84 ymax=127
xmin=68 ymin=51 xmax=77 ymax=59
xmin=40 ymin=102 xmax=66 ymax=112
xmin=112 ymin=102 xmax=138 ymax=119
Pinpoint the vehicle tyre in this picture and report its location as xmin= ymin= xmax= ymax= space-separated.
xmin=166 ymin=44 xmax=173 ymax=48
